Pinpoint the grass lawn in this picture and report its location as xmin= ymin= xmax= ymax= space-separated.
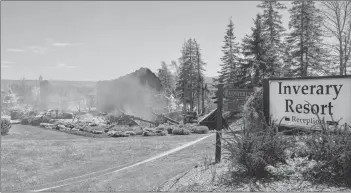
xmin=49 ymin=134 xmax=216 ymax=192
xmin=1 ymin=124 xmax=215 ymax=192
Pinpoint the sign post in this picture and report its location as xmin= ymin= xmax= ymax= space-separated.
xmin=215 ymin=84 xmax=223 ymax=163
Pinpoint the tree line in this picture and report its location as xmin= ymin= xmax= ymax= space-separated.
xmin=157 ymin=39 xmax=209 ymax=115
xmin=157 ymin=0 xmax=351 ymax=114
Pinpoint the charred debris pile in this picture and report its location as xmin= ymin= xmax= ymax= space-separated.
xmin=96 ymin=67 xmax=181 ymax=126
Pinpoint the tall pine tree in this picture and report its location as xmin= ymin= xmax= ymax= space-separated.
xmin=241 ymin=14 xmax=268 ymax=87
xmin=176 ymin=41 xmax=188 ymax=113
xmin=257 ymin=0 xmax=286 ymax=77
xmin=286 ymin=1 xmax=326 ymax=77
xmin=216 ymin=18 xmax=241 ymax=86
xmin=193 ymin=39 xmax=206 ymax=114
xmin=176 ymin=38 xmax=206 ymax=114
xmin=157 ymin=61 xmax=175 ymax=95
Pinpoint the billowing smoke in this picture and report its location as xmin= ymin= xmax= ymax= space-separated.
xmin=97 ymin=68 xmax=167 ymax=120
xmin=39 ymin=80 xmax=95 ymax=112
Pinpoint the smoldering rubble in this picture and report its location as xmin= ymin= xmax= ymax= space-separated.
xmin=96 ymin=67 xmax=167 ymax=120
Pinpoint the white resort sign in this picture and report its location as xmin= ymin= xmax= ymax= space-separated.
xmin=267 ymin=76 xmax=351 ymax=129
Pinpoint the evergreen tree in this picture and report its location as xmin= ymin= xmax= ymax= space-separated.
xmin=286 ymin=1 xmax=326 ymax=77
xmin=175 ymin=41 xmax=188 ymax=111
xmin=202 ymin=82 xmax=208 ymax=114
xmin=216 ymin=18 xmax=241 ymax=86
xmin=281 ymin=38 xmax=296 ymax=77
xmin=193 ymin=39 xmax=206 ymax=114
xmin=157 ymin=61 xmax=175 ymax=95
xmin=176 ymin=40 xmax=193 ymax=113
xmin=175 ymin=38 xmax=206 ymax=114
xmin=186 ymin=39 xmax=196 ymax=111
xmin=241 ymin=14 xmax=268 ymax=87
xmin=257 ymin=0 xmax=286 ymax=77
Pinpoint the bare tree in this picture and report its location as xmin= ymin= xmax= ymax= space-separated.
xmin=76 ymin=100 xmax=82 ymax=112
xmin=320 ymin=1 xmax=351 ymax=75
xmin=86 ymin=95 xmax=95 ymax=112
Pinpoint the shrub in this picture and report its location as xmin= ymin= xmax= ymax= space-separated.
xmin=92 ymin=130 xmax=104 ymax=134
xmin=143 ymin=128 xmax=157 ymax=134
xmin=130 ymin=125 xmax=143 ymax=135
xmin=40 ymin=123 xmax=55 ymax=129
xmin=155 ymin=130 xmax=167 ymax=136
xmin=190 ymin=126 xmax=209 ymax=134
xmin=142 ymin=127 xmax=167 ymax=136
xmin=156 ymin=124 xmax=168 ymax=131
xmin=183 ymin=123 xmax=196 ymax=131
xmin=143 ymin=131 xmax=156 ymax=136
xmin=64 ymin=122 xmax=76 ymax=129
xmin=166 ymin=125 xmax=180 ymax=134
xmin=242 ymin=87 xmax=265 ymax=132
xmin=111 ymin=125 xmax=130 ymax=132
xmin=20 ymin=116 xmax=32 ymax=125
xmin=84 ymin=126 xmax=97 ymax=133
xmin=96 ymin=125 xmax=107 ymax=131
xmin=76 ymin=125 xmax=86 ymax=131
xmin=30 ymin=117 xmax=42 ymax=126
xmin=1 ymin=118 xmax=12 ymax=135
xmin=135 ymin=130 xmax=143 ymax=135
xmin=302 ymin=116 xmax=351 ymax=187
xmin=156 ymin=123 xmax=177 ymax=134
xmin=41 ymin=115 xmax=52 ymax=123
xmin=144 ymin=127 xmax=156 ymax=132
xmin=167 ymin=127 xmax=174 ymax=134
xmin=108 ymin=131 xmax=130 ymax=137
xmin=178 ymin=122 xmax=185 ymax=128
xmin=172 ymin=128 xmax=191 ymax=135
xmin=56 ymin=124 xmax=68 ymax=130
xmin=88 ymin=122 xmax=98 ymax=127
xmin=125 ymin=131 xmax=136 ymax=136
xmin=10 ymin=110 xmax=24 ymax=120
xmin=222 ymin=122 xmax=292 ymax=179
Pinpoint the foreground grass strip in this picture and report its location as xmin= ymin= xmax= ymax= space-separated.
xmin=29 ymin=134 xmax=213 ymax=192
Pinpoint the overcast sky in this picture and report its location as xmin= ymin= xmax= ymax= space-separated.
xmin=1 ymin=1 xmax=291 ymax=81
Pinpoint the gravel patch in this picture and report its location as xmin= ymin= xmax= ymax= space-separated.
xmin=157 ymin=161 xmax=228 ymax=192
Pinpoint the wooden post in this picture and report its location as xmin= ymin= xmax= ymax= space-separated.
xmin=262 ymin=79 xmax=270 ymax=125
xmin=215 ymin=84 xmax=224 ymax=163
